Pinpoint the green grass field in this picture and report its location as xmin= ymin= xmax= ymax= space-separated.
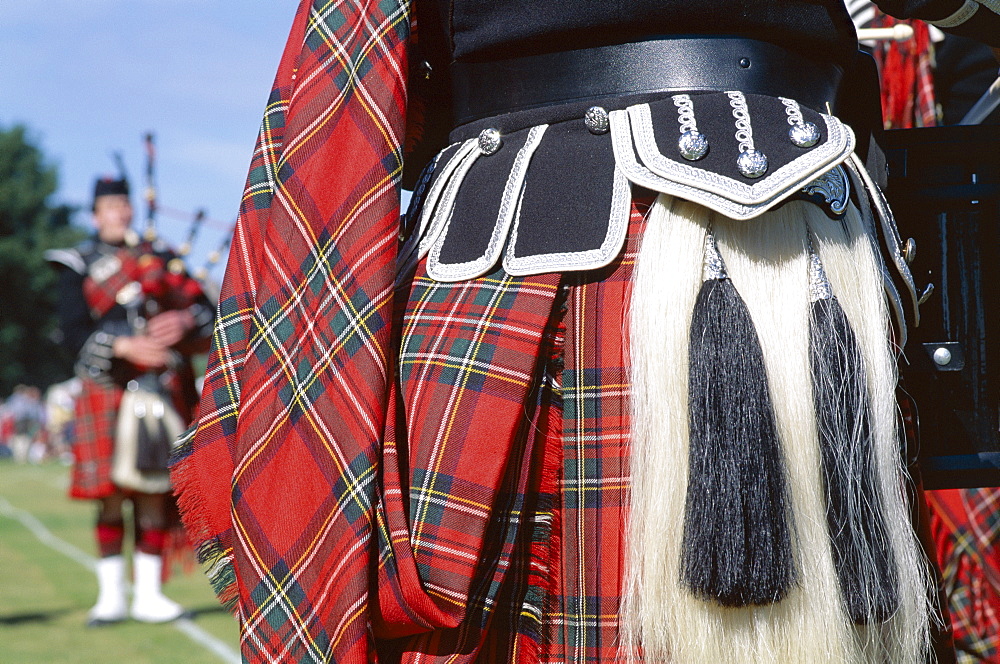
xmin=0 ymin=460 xmax=240 ymax=663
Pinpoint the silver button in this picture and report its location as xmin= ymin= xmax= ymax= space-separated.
xmin=678 ymin=130 xmax=709 ymax=161
xmin=584 ymin=106 xmax=609 ymax=134
xmin=116 ymin=281 xmax=142 ymax=306
xmin=478 ymin=128 xmax=502 ymax=155
xmin=789 ymin=122 xmax=820 ymax=148
xmin=737 ymin=149 xmax=768 ymax=178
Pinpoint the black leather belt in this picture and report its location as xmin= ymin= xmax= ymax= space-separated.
xmin=451 ymin=37 xmax=844 ymax=126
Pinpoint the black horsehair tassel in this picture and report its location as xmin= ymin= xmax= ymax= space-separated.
xmin=135 ymin=398 xmax=172 ymax=472
xmin=808 ymin=249 xmax=899 ymax=624
xmin=681 ymin=233 xmax=796 ymax=607
xmin=135 ymin=410 xmax=155 ymax=471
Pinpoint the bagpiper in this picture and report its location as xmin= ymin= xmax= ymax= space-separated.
xmin=46 ymin=175 xmax=214 ymax=625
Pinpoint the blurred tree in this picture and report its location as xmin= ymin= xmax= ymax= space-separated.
xmin=0 ymin=124 xmax=85 ymax=396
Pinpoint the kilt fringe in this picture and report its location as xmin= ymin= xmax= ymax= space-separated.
xmin=168 ymin=426 xmax=239 ymax=613
xmin=523 ymin=283 xmax=567 ymax=655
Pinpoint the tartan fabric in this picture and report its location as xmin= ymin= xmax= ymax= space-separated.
xmin=375 ymin=267 xmax=562 ymax=660
xmin=81 ymin=247 xmax=139 ymax=318
xmin=167 ymin=3 xmax=657 ymax=655
xmin=926 ymin=488 xmax=1000 ymax=663
xmin=374 ymin=202 xmax=647 ymax=661
xmin=170 ymin=0 xmax=412 ymax=661
xmin=70 ymin=365 xmax=201 ymax=501
xmin=540 ymin=203 xmax=648 ymax=663
xmin=169 ymin=5 xmax=654 ymax=651
xmin=872 ymin=12 xmax=938 ymax=129
xmin=71 ymin=378 xmax=123 ymax=499
xmin=81 ymin=241 xmax=166 ymax=318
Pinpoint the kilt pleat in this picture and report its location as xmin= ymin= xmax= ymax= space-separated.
xmin=375 ymin=202 xmax=650 ymax=662
xmin=540 ymin=202 xmax=647 ymax=663
xmin=375 ymin=266 xmax=562 ymax=660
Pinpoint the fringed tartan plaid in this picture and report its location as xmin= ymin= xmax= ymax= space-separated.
xmin=927 ymin=488 xmax=1000 ymax=664
xmin=375 ymin=266 xmax=562 ymax=660
xmin=376 ymin=203 xmax=648 ymax=662
xmin=171 ymin=0 xmax=412 ymax=660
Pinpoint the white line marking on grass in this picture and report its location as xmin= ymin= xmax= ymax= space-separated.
xmin=0 ymin=496 xmax=96 ymax=571
xmin=175 ymin=618 xmax=242 ymax=664
xmin=0 ymin=496 xmax=241 ymax=664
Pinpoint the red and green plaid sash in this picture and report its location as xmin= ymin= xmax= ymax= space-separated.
xmin=172 ymin=1 xmax=412 ymax=660
xmin=82 ymin=243 xmax=152 ymax=318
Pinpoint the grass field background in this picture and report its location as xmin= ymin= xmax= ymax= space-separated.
xmin=0 ymin=460 xmax=240 ymax=663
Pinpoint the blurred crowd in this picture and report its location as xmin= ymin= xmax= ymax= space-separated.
xmin=0 ymin=380 xmax=79 ymax=465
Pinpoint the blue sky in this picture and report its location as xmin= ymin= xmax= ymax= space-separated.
xmin=1 ymin=2 xmax=296 ymax=276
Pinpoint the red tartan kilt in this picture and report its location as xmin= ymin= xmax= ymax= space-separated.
xmin=71 ymin=371 xmax=200 ymax=500
xmin=70 ymin=379 xmax=123 ymax=499
xmin=372 ymin=200 xmax=651 ymax=662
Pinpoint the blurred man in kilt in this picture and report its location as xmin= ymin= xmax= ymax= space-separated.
xmin=46 ymin=176 xmax=214 ymax=625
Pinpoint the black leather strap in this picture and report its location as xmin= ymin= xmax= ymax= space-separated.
xmin=451 ymin=37 xmax=844 ymax=125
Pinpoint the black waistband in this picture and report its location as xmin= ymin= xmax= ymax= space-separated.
xmin=450 ymin=37 xmax=844 ymax=126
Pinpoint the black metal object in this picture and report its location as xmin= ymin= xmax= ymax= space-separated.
xmin=884 ymin=124 xmax=1000 ymax=489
